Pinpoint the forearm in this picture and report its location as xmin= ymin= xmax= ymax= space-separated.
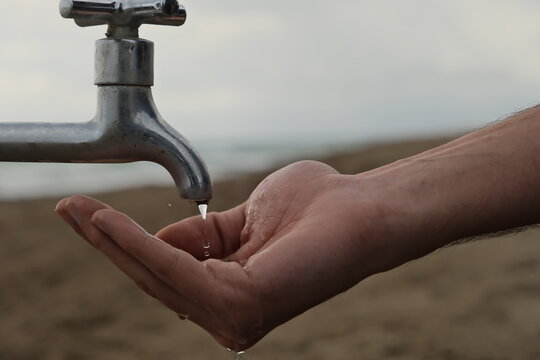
xmin=363 ymin=106 xmax=540 ymax=261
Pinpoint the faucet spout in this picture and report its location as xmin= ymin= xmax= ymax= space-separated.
xmin=92 ymin=85 xmax=213 ymax=201
xmin=0 ymin=2 xmax=213 ymax=202
xmin=0 ymin=86 xmax=212 ymax=201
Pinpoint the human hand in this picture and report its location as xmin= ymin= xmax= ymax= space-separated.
xmin=55 ymin=161 xmax=407 ymax=350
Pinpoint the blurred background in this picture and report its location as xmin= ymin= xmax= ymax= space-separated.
xmin=2 ymin=0 xmax=540 ymax=198
xmin=1 ymin=1 xmax=540 ymax=359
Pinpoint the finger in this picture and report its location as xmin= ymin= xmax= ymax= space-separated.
xmin=156 ymin=203 xmax=246 ymax=260
xmin=62 ymin=196 xmax=208 ymax=322
xmin=91 ymin=209 xmax=215 ymax=301
xmin=55 ymin=198 xmax=93 ymax=241
xmin=63 ymin=195 xmax=112 ymax=220
xmin=55 ymin=197 xmax=86 ymax=239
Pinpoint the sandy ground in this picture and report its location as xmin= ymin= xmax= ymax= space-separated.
xmin=1 ymin=137 xmax=540 ymax=360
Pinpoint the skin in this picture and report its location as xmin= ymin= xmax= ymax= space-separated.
xmin=56 ymin=105 xmax=540 ymax=351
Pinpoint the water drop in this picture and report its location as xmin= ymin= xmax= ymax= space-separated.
xmin=235 ymin=351 xmax=249 ymax=360
xmin=198 ymin=203 xmax=207 ymax=220
xmin=226 ymin=349 xmax=249 ymax=360
xmin=198 ymin=202 xmax=210 ymax=257
xmin=177 ymin=313 xmax=190 ymax=320
xmin=167 ymin=203 xmax=172 ymax=208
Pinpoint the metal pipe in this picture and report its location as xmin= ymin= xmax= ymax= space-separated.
xmin=0 ymin=85 xmax=212 ymax=201
xmin=0 ymin=0 xmax=212 ymax=202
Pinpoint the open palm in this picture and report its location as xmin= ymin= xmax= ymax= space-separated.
xmin=56 ymin=161 xmax=390 ymax=350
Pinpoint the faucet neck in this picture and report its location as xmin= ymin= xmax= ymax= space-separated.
xmin=95 ymin=37 xmax=154 ymax=87
xmin=106 ymin=25 xmax=140 ymax=39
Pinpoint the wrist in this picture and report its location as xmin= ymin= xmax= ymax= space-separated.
xmin=348 ymin=160 xmax=459 ymax=273
xmin=330 ymin=171 xmax=435 ymax=277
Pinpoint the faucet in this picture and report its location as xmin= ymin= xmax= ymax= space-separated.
xmin=0 ymin=0 xmax=212 ymax=203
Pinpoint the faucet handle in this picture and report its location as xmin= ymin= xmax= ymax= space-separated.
xmin=60 ymin=0 xmax=186 ymax=33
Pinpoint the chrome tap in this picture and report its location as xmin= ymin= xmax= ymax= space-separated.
xmin=0 ymin=0 xmax=212 ymax=202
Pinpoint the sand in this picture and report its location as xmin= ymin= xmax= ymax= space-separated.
xmin=1 ymin=136 xmax=539 ymax=360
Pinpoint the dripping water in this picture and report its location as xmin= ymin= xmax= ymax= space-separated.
xmin=197 ymin=202 xmax=210 ymax=258
xmin=198 ymin=203 xmax=208 ymax=220
xmin=227 ymin=348 xmax=249 ymax=360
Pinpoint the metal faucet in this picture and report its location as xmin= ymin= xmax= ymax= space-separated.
xmin=0 ymin=0 xmax=212 ymax=202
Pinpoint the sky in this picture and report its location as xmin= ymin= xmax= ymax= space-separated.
xmin=2 ymin=1 xmax=540 ymax=145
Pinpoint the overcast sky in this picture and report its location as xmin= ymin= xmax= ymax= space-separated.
xmin=2 ymin=1 xmax=540 ymax=145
